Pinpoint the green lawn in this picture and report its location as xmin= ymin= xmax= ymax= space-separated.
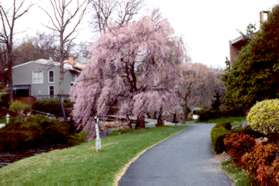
xmin=207 ymin=116 xmax=245 ymax=124
xmin=222 ymin=159 xmax=251 ymax=186
xmin=0 ymin=126 xmax=186 ymax=186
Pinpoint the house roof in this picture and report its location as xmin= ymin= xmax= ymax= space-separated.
xmin=13 ymin=59 xmax=58 ymax=69
xmin=230 ymin=35 xmax=247 ymax=45
xmin=12 ymin=58 xmax=81 ymax=72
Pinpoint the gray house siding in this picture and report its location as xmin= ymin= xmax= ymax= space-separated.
xmin=13 ymin=59 xmax=77 ymax=98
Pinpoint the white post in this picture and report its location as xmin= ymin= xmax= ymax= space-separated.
xmin=95 ymin=116 xmax=102 ymax=152
xmin=6 ymin=113 xmax=10 ymax=124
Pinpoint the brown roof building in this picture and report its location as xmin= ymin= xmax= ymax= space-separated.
xmin=229 ymin=11 xmax=270 ymax=65
xmin=229 ymin=36 xmax=248 ymax=65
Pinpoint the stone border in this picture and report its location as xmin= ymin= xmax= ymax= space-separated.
xmin=113 ymin=127 xmax=187 ymax=186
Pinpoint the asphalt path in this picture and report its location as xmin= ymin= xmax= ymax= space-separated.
xmin=119 ymin=124 xmax=231 ymax=186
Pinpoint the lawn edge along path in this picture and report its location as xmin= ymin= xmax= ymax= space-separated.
xmin=114 ymin=126 xmax=187 ymax=186
xmin=221 ymin=159 xmax=251 ymax=186
xmin=0 ymin=126 xmax=186 ymax=185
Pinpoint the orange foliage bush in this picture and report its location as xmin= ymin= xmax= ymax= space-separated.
xmin=224 ymin=132 xmax=255 ymax=161
xmin=241 ymin=143 xmax=278 ymax=173
xmin=224 ymin=130 xmax=279 ymax=186
xmin=256 ymin=158 xmax=279 ymax=186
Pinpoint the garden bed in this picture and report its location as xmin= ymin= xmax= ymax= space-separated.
xmin=210 ymin=114 xmax=279 ymax=185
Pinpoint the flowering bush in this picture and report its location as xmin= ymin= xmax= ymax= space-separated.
xmin=241 ymin=143 xmax=278 ymax=173
xmin=224 ymin=132 xmax=255 ymax=161
xmin=247 ymin=99 xmax=279 ymax=135
xmin=256 ymin=158 xmax=279 ymax=185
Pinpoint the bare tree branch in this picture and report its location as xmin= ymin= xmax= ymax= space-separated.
xmin=42 ymin=0 xmax=89 ymax=104
xmin=40 ymin=6 xmax=60 ymax=31
xmin=0 ymin=0 xmax=32 ymax=101
xmin=90 ymin=0 xmax=142 ymax=33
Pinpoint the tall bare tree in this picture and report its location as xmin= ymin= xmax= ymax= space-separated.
xmin=0 ymin=43 xmax=7 ymax=85
xmin=41 ymin=0 xmax=89 ymax=97
xmin=0 ymin=0 xmax=32 ymax=101
xmin=90 ymin=0 xmax=143 ymax=33
xmin=42 ymin=0 xmax=89 ymax=120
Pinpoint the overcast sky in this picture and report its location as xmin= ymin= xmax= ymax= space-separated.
xmin=10 ymin=0 xmax=279 ymax=68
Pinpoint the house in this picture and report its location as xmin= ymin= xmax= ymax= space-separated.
xmin=229 ymin=35 xmax=249 ymax=65
xmin=12 ymin=58 xmax=85 ymax=99
xmin=229 ymin=11 xmax=270 ymax=65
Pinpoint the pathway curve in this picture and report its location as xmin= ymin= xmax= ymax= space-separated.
xmin=119 ymin=124 xmax=231 ymax=186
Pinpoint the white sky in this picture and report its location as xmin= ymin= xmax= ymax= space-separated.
xmin=8 ymin=0 xmax=279 ymax=68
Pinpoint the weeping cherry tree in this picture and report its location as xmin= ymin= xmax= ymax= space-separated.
xmin=70 ymin=14 xmax=185 ymax=133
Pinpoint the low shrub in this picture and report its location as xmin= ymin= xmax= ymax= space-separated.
xmin=215 ymin=122 xmax=232 ymax=130
xmin=256 ymin=158 xmax=279 ymax=185
xmin=241 ymin=143 xmax=278 ymax=173
xmin=195 ymin=109 xmax=218 ymax=121
xmin=242 ymin=126 xmax=264 ymax=138
xmin=247 ymin=99 xmax=279 ymax=135
xmin=196 ymin=106 xmax=243 ymax=121
xmin=9 ymin=101 xmax=31 ymax=115
xmin=0 ymin=115 xmax=85 ymax=151
xmin=32 ymin=99 xmax=73 ymax=117
xmin=211 ymin=123 xmax=231 ymax=153
xmin=67 ymin=132 xmax=87 ymax=145
xmin=224 ymin=132 xmax=255 ymax=161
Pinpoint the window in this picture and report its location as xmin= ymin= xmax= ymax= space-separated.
xmin=49 ymin=86 xmax=54 ymax=97
xmin=32 ymin=71 xmax=44 ymax=84
xmin=49 ymin=71 xmax=54 ymax=83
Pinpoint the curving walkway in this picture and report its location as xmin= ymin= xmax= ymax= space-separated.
xmin=119 ymin=124 xmax=231 ymax=186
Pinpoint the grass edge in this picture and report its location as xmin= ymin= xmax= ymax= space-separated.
xmin=221 ymin=159 xmax=251 ymax=186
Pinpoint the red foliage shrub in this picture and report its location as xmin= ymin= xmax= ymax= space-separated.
xmin=256 ymin=158 xmax=279 ymax=186
xmin=241 ymin=143 xmax=278 ymax=173
xmin=224 ymin=132 xmax=255 ymax=161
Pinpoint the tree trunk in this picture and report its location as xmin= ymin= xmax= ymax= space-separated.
xmin=59 ymin=35 xmax=65 ymax=96
xmin=58 ymin=34 xmax=66 ymax=121
xmin=172 ymin=113 xmax=178 ymax=123
xmin=183 ymin=104 xmax=190 ymax=121
xmin=126 ymin=114 xmax=132 ymax=128
xmin=153 ymin=112 xmax=157 ymax=119
xmin=7 ymin=47 xmax=14 ymax=103
xmin=135 ymin=113 xmax=145 ymax=129
xmin=156 ymin=107 xmax=164 ymax=127
xmin=60 ymin=97 xmax=67 ymax=120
